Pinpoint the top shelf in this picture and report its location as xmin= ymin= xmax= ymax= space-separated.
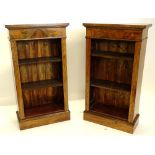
xmin=91 ymin=50 xmax=134 ymax=60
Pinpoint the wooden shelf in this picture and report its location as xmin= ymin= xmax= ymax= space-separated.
xmin=91 ymin=80 xmax=131 ymax=92
xmin=22 ymin=79 xmax=63 ymax=90
xmin=25 ymin=103 xmax=64 ymax=118
xmin=91 ymin=50 xmax=134 ymax=60
xmin=19 ymin=57 xmax=62 ymax=65
xmin=90 ymin=103 xmax=128 ymax=120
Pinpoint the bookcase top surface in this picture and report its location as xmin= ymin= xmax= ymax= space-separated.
xmin=5 ymin=23 xmax=69 ymax=30
xmin=83 ymin=23 xmax=152 ymax=30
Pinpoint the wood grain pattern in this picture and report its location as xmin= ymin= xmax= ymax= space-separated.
xmin=17 ymin=39 xmax=61 ymax=59
xmin=22 ymin=86 xmax=64 ymax=108
xmin=19 ymin=62 xmax=62 ymax=83
xmin=90 ymin=87 xmax=130 ymax=108
xmin=83 ymin=23 xmax=151 ymax=133
xmin=86 ymin=28 xmax=144 ymax=41
xmin=90 ymin=103 xmax=129 ymax=120
xmin=6 ymin=23 xmax=70 ymax=129
xmin=91 ymin=57 xmax=133 ymax=85
xmin=83 ymin=23 xmax=151 ymax=41
xmin=91 ymin=39 xmax=135 ymax=53
xmin=8 ymin=28 xmax=66 ymax=40
xmin=17 ymin=39 xmax=64 ymax=114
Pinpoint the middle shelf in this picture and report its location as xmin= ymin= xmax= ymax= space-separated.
xmin=19 ymin=56 xmax=62 ymax=65
xmin=90 ymin=80 xmax=131 ymax=92
xmin=22 ymin=79 xmax=63 ymax=90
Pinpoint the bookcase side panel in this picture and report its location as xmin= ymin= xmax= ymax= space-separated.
xmin=10 ymin=40 xmax=25 ymax=119
xmin=129 ymin=38 xmax=148 ymax=122
xmin=128 ymin=41 xmax=142 ymax=122
xmin=61 ymin=38 xmax=68 ymax=111
xmin=85 ymin=38 xmax=91 ymax=111
xmin=134 ymin=39 xmax=147 ymax=117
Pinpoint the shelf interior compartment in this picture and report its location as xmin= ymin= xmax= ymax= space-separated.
xmin=89 ymin=39 xmax=134 ymax=120
xmin=90 ymin=102 xmax=129 ymax=120
xmin=89 ymin=87 xmax=130 ymax=120
xmin=17 ymin=38 xmax=62 ymax=60
xmin=91 ymin=39 xmax=135 ymax=55
xmin=16 ymin=38 xmax=65 ymax=118
xmin=19 ymin=61 xmax=63 ymax=83
xmin=18 ymin=38 xmax=63 ymax=83
xmin=91 ymin=56 xmax=133 ymax=85
xmin=24 ymin=103 xmax=64 ymax=118
xmin=23 ymin=86 xmax=64 ymax=117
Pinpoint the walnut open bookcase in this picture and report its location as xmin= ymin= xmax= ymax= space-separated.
xmin=83 ymin=23 xmax=151 ymax=133
xmin=5 ymin=23 xmax=70 ymax=130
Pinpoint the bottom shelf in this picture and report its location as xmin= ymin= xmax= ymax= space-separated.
xmin=24 ymin=103 xmax=64 ymax=118
xmin=90 ymin=103 xmax=128 ymax=120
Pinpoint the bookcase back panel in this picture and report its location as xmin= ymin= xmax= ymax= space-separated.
xmin=17 ymin=39 xmax=61 ymax=59
xmin=89 ymin=87 xmax=129 ymax=119
xmin=90 ymin=87 xmax=130 ymax=109
xmin=91 ymin=57 xmax=133 ymax=85
xmin=91 ymin=39 xmax=135 ymax=54
xmin=19 ymin=62 xmax=62 ymax=83
xmin=23 ymin=86 xmax=64 ymax=117
xmin=22 ymin=86 xmax=64 ymax=109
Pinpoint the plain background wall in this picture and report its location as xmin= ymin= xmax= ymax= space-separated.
xmin=0 ymin=0 xmax=155 ymax=106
